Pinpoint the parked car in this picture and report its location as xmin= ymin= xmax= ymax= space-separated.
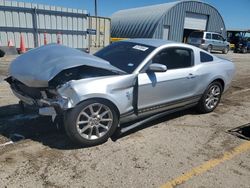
xmin=233 ymin=36 xmax=250 ymax=53
xmin=6 ymin=39 xmax=235 ymax=146
xmin=187 ymin=31 xmax=230 ymax=54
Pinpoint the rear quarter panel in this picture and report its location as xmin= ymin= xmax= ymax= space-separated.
xmin=194 ymin=56 xmax=235 ymax=94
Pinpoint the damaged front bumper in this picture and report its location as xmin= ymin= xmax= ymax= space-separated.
xmin=8 ymin=78 xmax=71 ymax=118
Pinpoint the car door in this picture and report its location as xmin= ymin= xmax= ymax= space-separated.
xmin=137 ymin=47 xmax=199 ymax=113
xmin=212 ymin=34 xmax=220 ymax=50
xmin=212 ymin=34 xmax=225 ymax=50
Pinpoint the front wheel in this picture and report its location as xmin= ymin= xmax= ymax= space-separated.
xmin=64 ymin=99 xmax=119 ymax=146
xmin=242 ymin=47 xmax=247 ymax=54
xmin=223 ymin=46 xmax=229 ymax=54
xmin=207 ymin=45 xmax=212 ymax=53
xmin=196 ymin=81 xmax=222 ymax=113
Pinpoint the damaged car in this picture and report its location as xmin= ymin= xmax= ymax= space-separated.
xmin=6 ymin=39 xmax=235 ymax=146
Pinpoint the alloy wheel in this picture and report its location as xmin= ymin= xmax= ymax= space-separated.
xmin=76 ymin=103 xmax=113 ymax=140
xmin=205 ymin=85 xmax=221 ymax=110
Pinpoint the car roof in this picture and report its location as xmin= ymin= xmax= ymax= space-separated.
xmin=122 ymin=38 xmax=178 ymax=48
xmin=190 ymin=31 xmax=222 ymax=35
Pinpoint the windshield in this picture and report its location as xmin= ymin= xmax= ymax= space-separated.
xmin=94 ymin=41 xmax=155 ymax=74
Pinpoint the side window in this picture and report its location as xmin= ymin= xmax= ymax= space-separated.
xmin=200 ymin=51 xmax=213 ymax=62
xmin=217 ymin=35 xmax=224 ymax=41
xmin=212 ymin=34 xmax=218 ymax=40
xmin=152 ymin=47 xmax=193 ymax=70
xmin=205 ymin=33 xmax=211 ymax=39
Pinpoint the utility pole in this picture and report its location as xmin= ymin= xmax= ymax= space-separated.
xmin=94 ymin=0 xmax=97 ymax=17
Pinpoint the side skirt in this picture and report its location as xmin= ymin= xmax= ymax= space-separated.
xmin=118 ymin=102 xmax=197 ymax=135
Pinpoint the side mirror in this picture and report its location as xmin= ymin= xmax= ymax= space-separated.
xmin=148 ymin=63 xmax=167 ymax=72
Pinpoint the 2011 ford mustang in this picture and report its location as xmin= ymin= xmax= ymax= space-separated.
xmin=6 ymin=39 xmax=235 ymax=146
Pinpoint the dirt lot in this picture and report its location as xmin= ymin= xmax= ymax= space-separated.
xmin=0 ymin=52 xmax=250 ymax=188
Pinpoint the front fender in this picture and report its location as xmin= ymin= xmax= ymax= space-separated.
xmin=57 ymin=74 xmax=137 ymax=115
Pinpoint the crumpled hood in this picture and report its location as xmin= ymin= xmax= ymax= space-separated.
xmin=9 ymin=44 xmax=124 ymax=87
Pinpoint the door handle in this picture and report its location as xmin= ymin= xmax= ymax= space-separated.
xmin=187 ymin=73 xmax=196 ymax=79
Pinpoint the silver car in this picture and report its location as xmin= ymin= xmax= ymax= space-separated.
xmin=187 ymin=31 xmax=230 ymax=54
xmin=6 ymin=39 xmax=235 ymax=146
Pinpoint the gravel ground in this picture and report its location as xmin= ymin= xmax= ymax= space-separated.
xmin=0 ymin=51 xmax=249 ymax=188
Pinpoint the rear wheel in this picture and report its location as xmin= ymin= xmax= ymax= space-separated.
xmin=64 ymin=99 xmax=119 ymax=146
xmin=197 ymin=81 xmax=222 ymax=113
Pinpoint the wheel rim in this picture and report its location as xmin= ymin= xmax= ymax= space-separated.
xmin=76 ymin=103 xmax=113 ymax=140
xmin=207 ymin=46 xmax=211 ymax=53
xmin=205 ymin=85 xmax=221 ymax=110
xmin=224 ymin=47 xmax=228 ymax=53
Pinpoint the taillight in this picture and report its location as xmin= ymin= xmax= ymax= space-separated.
xmin=201 ymin=39 xmax=205 ymax=44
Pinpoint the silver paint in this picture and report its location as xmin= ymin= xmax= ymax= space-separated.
xmin=7 ymin=39 xmax=235 ymax=123
xmin=9 ymin=44 xmax=124 ymax=87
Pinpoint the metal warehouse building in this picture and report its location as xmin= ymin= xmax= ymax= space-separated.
xmin=111 ymin=0 xmax=226 ymax=42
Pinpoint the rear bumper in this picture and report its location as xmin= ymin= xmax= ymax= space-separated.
xmin=199 ymin=43 xmax=209 ymax=50
xmin=189 ymin=43 xmax=208 ymax=50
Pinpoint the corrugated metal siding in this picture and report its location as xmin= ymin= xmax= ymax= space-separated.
xmin=88 ymin=16 xmax=110 ymax=48
xmin=0 ymin=0 xmax=88 ymax=49
xmin=111 ymin=1 xmax=178 ymax=38
xmin=154 ymin=1 xmax=226 ymax=41
xmin=111 ymin=0 xmax=226 ymax=42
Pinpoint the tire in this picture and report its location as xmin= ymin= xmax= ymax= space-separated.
xmin=53 ymin=115 xmax=65 ymax=133
xmin=223 ymin=46 xmax=229 ymax=54
xmin=207 ymin=45 xmax=212 ymax=53
xmin=64 ymin=99 xmax=119 ymax=146
xmin=196 ymin=81 xmax=222 ymax=113
xmin=242 ymin=47 xmax=247 ymax=54
xmin=0 ymin=49 xmax=5 ymax=57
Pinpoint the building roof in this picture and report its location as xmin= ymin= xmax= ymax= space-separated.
xmin=227 ymin=29 xmax=250 ymax=32
xmin=111 ymin=1 xmax=179 ymax=38
xmin=111 ymin=0 xmax=225 ymax=39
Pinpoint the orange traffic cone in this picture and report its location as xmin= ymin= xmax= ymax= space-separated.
xmin=19 ymin=34 xmax=26 ymax=53
xmin=44 ymin=32 xmax=47 ymax=45
xmin=8 ymin=39 xmax=14 ymax=47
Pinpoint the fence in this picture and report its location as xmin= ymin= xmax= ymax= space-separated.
xmin=0 ymin=0 xmax=111 ymax=50
xmin=88 ymin=16 xmax=111 ymax=48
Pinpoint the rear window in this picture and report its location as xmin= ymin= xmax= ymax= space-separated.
xmin=189 ymin=32 xmax=203 ymax=38
xmin=200 ymin=51 xmax=213 ymax=62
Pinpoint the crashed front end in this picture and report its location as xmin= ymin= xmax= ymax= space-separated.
xmin=6 ymin=44 xmax=135 ymax=120
xmin=6 ymin=76 xmax=68 ymax=117
xmin=4 ymin=80 xmax=64 ymax=119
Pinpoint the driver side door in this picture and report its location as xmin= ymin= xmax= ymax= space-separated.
xmin=137 ymin=47 xmax=199 ymax=115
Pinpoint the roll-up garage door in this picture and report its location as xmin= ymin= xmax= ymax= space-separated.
xmin=184 ymin=12 xmax=208 ymax=30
